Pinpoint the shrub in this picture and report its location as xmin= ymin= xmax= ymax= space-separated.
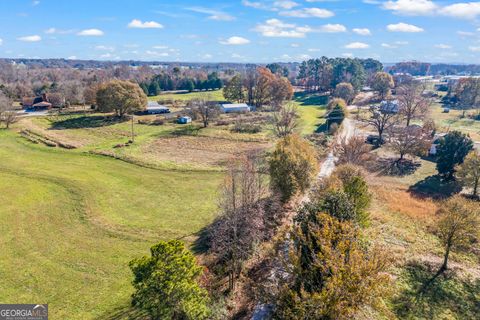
xmin=231 ymin=121 xmax=262 ymax=134
xmin=269 ymin=134 xmax=318 ymax=202
xmin=129 ymin=240 xmax=210 ymax=320
xmin=275 ymin=213 xmax=390 ymax=319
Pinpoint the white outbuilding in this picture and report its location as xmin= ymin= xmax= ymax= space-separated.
xmin=220 ymin=103 xmax=252 ymax=113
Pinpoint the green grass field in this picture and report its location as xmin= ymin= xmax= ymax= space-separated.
xmin=0 ymin=130 xmax=222 ymax=319
xmin=293 ymin=92 xmax=327 ymax=135
xmin=148 ymin=89 xmax=225 ymax=102
xmin=430 ymin=102 xmax=480 ymax=141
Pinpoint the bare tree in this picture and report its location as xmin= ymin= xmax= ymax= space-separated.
xmin=0 ymin=94 xmax=16 ymax=128
xmin=187 ymin=98 xmax=219 ymax=128
xmin=397 ymin=83 xmax=431 ymax=127
xmin=210 ymin=152 xmax=268 ymax=291
xmin=389 ymin=126 xmax=430 ymax=161
xmin=272 ymin=103 xmax=299 ymax=137
xmin=362 ymin=107 xmax=398 ymax=145
xmin=336 ymin=136 xmax=372 ymax=165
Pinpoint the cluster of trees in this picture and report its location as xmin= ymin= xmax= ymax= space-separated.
xmin=139 ymin=71 xmax=223 ymax=96
xmin=387 ymin=61 xmax=480 ymax=76
xmin=0 ymin=61 xmax=230 ymax=107
xmin=275 ymin=165 xmax=390 ymax=318
xmin=296 ymin=57 xmax=383 ymax=92
xmin=443 ymin=77 xmax=480 ymax=117
xmin=223 ymin=67 xmax=293 ymax=109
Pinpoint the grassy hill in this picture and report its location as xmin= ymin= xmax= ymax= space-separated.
xmin=0 ymin=130 xmax=222 ymax=319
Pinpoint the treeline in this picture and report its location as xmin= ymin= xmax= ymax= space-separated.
xmin=387 ymin=61 xmax=480 ymax=76
xmin=296 ymin=57 xmax=383 ymax=92
xmin=139 ymin=72 xmax=223 ymax=96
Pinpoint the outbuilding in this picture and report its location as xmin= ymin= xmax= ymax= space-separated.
xmin=379 ymin=100 xmax=399 ymax=114
xmin=146 ymin=101 xmax=170 ymax=114
xmin=221 ymin=103 xmax=251 ymax=113
xmin=177 ymin=116 xmax=192 ymax=124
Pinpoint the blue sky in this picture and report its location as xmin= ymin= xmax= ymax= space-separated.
xmin=1 ymin=0 xmax=480 ymax=63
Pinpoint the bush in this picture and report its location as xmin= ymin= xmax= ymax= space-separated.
xmin=231 ymin=121 xmax=262 ymax=133
xmin=269 ymin=134 xmax=318 ymax=202
xmin=129 ymin=240 xmax=210 ymax=320
xmin=275 ymin=213 xmax=390 ymax=319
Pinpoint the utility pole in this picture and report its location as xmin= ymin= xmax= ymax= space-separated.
xmin=131 ymin=115 xmax=135 ymax=143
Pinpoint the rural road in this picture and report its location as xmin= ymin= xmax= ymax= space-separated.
xmin=318 ymin=118 xmax=356 ymax=178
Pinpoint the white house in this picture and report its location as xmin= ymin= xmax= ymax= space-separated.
xmin=221 ymin=103 xmax=251 ymax=113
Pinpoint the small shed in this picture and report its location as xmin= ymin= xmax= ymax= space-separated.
xmin=177 ymin=116 xmax=192 ymax=124
xmin=146 ymin=101 xmax=170 ymax=114
xmin=22 ymin=93 xmax=52 ymax=110
xmin=221 ymin=103 xmax=251 ymax=113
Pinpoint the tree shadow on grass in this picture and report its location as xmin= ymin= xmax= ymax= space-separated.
xmin=393 ymin=261 xmax=480 ymax=320
xmin=374 ymin=158 xmax=422 ymax=177
xmin=294 ymin=92 xmax=328 ymax=106
xmin=50 ymin=115 xmax=127 ymax=129
xmin=408 ymin=175 xmax=462 ymax=200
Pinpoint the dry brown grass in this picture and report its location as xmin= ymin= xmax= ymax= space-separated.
xmin=372 ymin=186 xmax=437 ymax=223
xmin=142 ymin=136 xmax=271 ymax=167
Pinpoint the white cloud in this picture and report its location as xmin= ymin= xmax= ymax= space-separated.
xmin=186 ymin=7 xmax=235 ymax=21
xmin=387 ymin=22 xmax=424 ymax=32
xmin=200 ymin=53 xmax=213 ymax=59
xmin=32 ymin=1 xmax=40 ymax=6
xmin=145 ymin=50 xmax=169 ymax=57
xmin=77 ymin=29 xmax=104 ymax=36
xmin=242 ymin=0 xmax=268 ymax=10
xmin=127 ymin=19 xmax=163 ymax=29
xmin=273 ymin=1 xmax=299 ymax=9
xmin=290 ymin=43 xmax=300 ymax=47
xmin=352 ymin=28 xmax=371 ymax=36
xmin=345 ymin=42 xmax=369 ymax=49
xmin=95 ymin=45 xmax=115 ymax=52
xmin=0 ymin=38 xmax=2 ymax=46
xmin=153 ymin=45 xmax=168 ymax=49
xmin=254 ymin=19 xmax=311 ymax=38
xmin=44 ymin=28 xmax=74 ymax=34
xmin=342 ymin=52 xmax=354 ymax=58
xmin=439 ymin=2 xmax=480 ymax=19
xmin=383 ymin=0 xmax=437 ymax=16
xmin=469 ymin=46 xmax=480 ymax=52
xmin=316 ymin=24 xmax=347 ymax=33
xmin=18 ymin=35 xmax=41 ymax=42
xmin=219 ymin=36 xmax=251 ymax=45
xmin=279 ymin=7 xmax=334 ymax=18
xmin=435 ymin=44 xmax=452 ymax=49
xmin=458 ymin=30 xmax=475 ymax=36
xmin=67 ymin=56 xmax=77 ymax=60
xmin=382 ymin=43 xmax=397 ymax=48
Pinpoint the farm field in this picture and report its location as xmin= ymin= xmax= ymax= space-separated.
xmin=430 ymin=102 xmax=480 ymax=141
xmin=0 ymin=130 xmax=222 ymax=319
xmin=0 ymin=90 xmax=329 ymax=319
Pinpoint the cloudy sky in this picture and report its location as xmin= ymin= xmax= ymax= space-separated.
xmin=2 ymin=0 xmax=480 ymax=63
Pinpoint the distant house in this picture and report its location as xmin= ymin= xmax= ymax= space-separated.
xmin=221 ymin=103 xmax=251 ymax=113
xmin=379 ymin=100 xmax=399 ymax=114
xmin=177 ymin=116 xmax=192 ymax=124
xmin=429 ymin=133 xmax=447 ymax=156
xmin=22 ymin=93 xmax=52 ymax=110
xmin=146 ymin=101 xmax=170 ymax=114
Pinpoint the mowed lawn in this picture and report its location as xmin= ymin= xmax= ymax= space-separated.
xmin=0 ymin=130 xmax=222 ymax=319
xmin=148 ymin=89 xmax=225 ymax=102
